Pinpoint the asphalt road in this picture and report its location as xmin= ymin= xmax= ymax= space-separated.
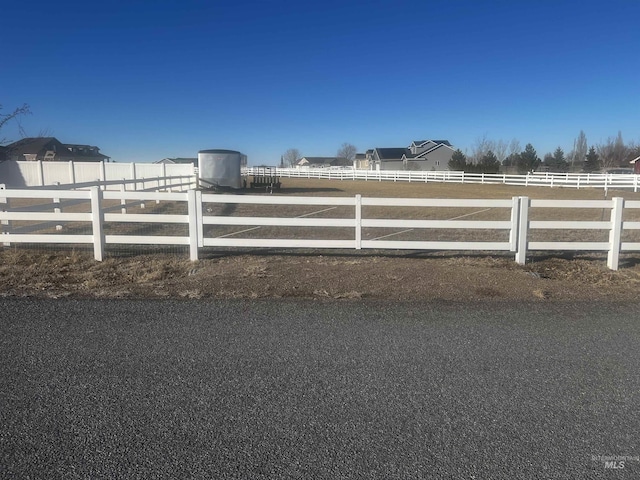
xmin=1 ymin=299 xmax=639 ymax=479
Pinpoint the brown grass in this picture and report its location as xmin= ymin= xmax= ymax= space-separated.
xmin=2 ymin=178 xmax=640 ymax=300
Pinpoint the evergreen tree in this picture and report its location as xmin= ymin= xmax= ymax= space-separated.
xmin=583 ymin=146 xmax=600 ymax=172
xmin=448 ymin=149 xmax=467 ymax=170
xmin=543 ymin=147 xmax=568 ymax=172
xmin=517 ymin=144 xmax=540 ymax=174
xmin=478 ymin=150 xmax=500 ymax=173
xmin=502 ymin=153 xmax=520 ymax=167
xmin=552 ymin=147 xmax=567 ymax=170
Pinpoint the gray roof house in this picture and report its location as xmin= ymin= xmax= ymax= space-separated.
xmin=296 ymin=157 xmax=351 ymax=168
xmin=3 ymin=137 xmax=110 ymax=162
xmin=370 ymin=139 xmax=455 ymax=171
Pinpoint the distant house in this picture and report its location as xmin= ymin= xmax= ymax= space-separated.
xmin=64 ymin=144 xmax=111 ymax=162
xmin=631 ymin=156 xmax=640 ymax=174
xmin=3 ymin=137 xmax=110 ymax=162
xmin=354 ymin=150 xmax=374 ymax=170
xmin=156 ymin=157 xmax=199 ymax=166
xmin=296 ymin=157 xmax=351 ymax=168
xmin=368 ymin=139 xmax=455 ymax=171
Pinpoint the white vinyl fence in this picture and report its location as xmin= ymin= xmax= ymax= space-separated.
xmin=248 ymin=167 xmax=640 ymax=193
xmin=0 ymin=160 xmax=196 ymax=190
xmin=2 ymin=186 xmax=640 ymax=270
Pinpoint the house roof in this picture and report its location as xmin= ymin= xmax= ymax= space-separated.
xmin=5 ymin=137 xmax=62 ymax=155
xmin=299 ymin=157 xmax=349 ymax=165
xmin=156 ymin=157 xmax=197 ymax=164
xmin=375 ymin=148 xmax=410 ymax=160
xmin=374 ymin=140 xmax=454 ymax=162
xmin=410 ymin=143 xmax=455 ymax=159
xmin=4 ymin=137 xmax=110 ymax=160
xmin=412 ymin=139 xmax=452 ymax=147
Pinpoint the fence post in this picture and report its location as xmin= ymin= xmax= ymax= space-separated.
xmin=607 ymin=197 xmax=624 ymax=270
xmin=0 ymin=184 xmax=10 ymax=246
xmin=120 ymin=181 xmax=127 ymax=213
xmin=38 ymin=160 xmax=45 ymax=186
xmin=355 ymin=194 xmax=362 ymax=250
xmin=140 ymin=179 xmax=145 ymax=209
xmin=99 ymin=161 xmax=106 ymax=190
xmin=187 ymin=189 xmax=199 ymax=261
xmin=90 ymin=186 xmax=105 ymax=261
xmin=196 ymin=190 xmax=204 ymax=248
xmin=509 ymin=196 xmax=520 ymax=252
xmin=53 ymin=182 xmax=63 ymax=231
xmin=515 ymin=196 xmax=529 ymax=264
xmin=130 ymin=163 xmax=137 ymax=191
xmin=68 ymin=160 xmax=76 ymax=186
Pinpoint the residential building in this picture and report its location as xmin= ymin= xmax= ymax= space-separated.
xmin=3 ymin=137 xmax=110 ymax=162
xmin=156 ymin=157 xmax=199 ymax=166
xmin=354 ymin=150 xmax=374 ymax=170
xmin=296 ymin=157 xmax=351 ymax=168
xmin=367 ymin=139 xmax=454 ymax=171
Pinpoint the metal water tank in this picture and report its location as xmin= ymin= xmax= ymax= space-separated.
xmin=197 ymin=149 xmax=243 ymax=189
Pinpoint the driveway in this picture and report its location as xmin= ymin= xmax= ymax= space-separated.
xmin=1 ymin=299 xmax=638 ymax=478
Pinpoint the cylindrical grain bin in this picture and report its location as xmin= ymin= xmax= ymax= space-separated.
xmin=198 ymin=149 xmax=243 ymax=189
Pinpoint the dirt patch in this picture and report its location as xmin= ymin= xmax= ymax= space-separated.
xmin=1 ymin=248 xmax=638 ymax=301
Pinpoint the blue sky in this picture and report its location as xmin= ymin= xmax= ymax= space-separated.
xmin=2 ymin=0 xmax=639 ymax=164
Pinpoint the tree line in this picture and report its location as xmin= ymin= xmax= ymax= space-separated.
xmin=449 ymin=131 xmax=640 ymax=174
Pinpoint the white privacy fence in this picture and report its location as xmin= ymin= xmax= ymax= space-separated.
xmin=248 ymin=167 xmax=640 ymax=193
xmin=2 ymin=186 xmax=640 ymax=270
xmin=0 ymin=160 xmax=197 ymax=190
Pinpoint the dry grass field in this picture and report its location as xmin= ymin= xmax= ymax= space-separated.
xmin=2 ymin=177 xmax=640 ymax=301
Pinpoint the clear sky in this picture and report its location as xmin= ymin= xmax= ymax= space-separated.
xmin=2 ymin=0 xmax=639 ymax=164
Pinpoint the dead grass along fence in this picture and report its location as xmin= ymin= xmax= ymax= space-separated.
xmin=1 ymin=186 xmax=640 ymax=270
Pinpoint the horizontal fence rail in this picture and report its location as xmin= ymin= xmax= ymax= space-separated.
xmin=2 ymin=185 xmax=640 ymax=269
xmin=246 ymin=167 xmax=640 ymax=193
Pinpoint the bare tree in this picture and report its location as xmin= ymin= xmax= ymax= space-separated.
xmin=0 ymin=103 xmax=31 ymax=144
xmin=569 ymin=130 xmax=588 ymax=169
xmin=493 ymin=139 xmax=508 ymax=165
xmin=282 ymin=148 xmax=301 ymax=167
xmin=337 ymin=142 xmax=357 ymax=161
xmin=627 ymin=140 xmax=640 ymax=161
xmin=470 ymin=135 xmax=492 ymax=164
xmin=597 ymin=131 xmax=628 ymax=169
xmin=508 ymin=138 xmax=521 ymax=157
